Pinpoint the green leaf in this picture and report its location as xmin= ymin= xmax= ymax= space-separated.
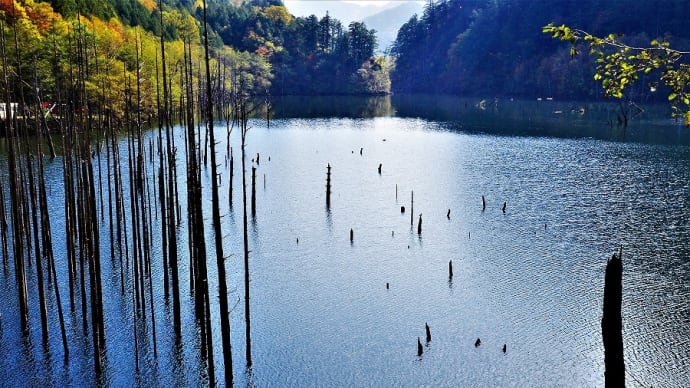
xmin=684 ymin=98 xmax=690 ymax=105
xmin=668 ymin=93 xmax=678 ymax=101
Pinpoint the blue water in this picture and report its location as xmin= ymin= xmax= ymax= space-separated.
xmin=1 ymin=97 xmax=688 ymax=387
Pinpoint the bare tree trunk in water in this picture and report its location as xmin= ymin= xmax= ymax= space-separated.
xmin=201 ymin=0 xmax=234 ymax=384
xmin=602 ymin=248 xmax=624 ymax=387
xmin=240 ymin=99 xmax=253 ymax=368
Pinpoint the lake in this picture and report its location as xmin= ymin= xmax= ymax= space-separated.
xmin=1 ymin=96 xmax=688 ymax=387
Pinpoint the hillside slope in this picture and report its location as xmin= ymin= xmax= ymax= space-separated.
xmin=391 ymin=0 xmax=690 ymax=100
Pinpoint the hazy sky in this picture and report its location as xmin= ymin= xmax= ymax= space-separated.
xmin=283 ymin=0 xmax=420 ymax=21
xmin=283 ymin=0 xmax=400 ymax=16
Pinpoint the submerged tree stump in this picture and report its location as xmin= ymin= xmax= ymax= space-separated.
xmin=602 ymin=250 xmax=625 ymax=387
xmin=326 ymin=164 xmax=331 ymax=207
xmin=410 ymin=191 xmax=414 ymax=226
xmin=251 ymin=166 xmax=257 ymax=216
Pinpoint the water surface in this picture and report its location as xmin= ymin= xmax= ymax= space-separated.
xmin=1 ymin=96 xmax=688 ymax=387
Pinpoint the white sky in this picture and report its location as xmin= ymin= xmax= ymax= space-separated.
xmin=283 ymin=0 xmax=398 ymax=11
xmin=283 ymin=0 xmax=421 ymax=22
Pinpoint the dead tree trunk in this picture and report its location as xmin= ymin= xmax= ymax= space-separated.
xmin=602 ymin=249 xmax=624 ymax=387
xmin=201 ymin=1 xmax=234 ymax=383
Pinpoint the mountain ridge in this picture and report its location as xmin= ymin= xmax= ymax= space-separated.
xmin=363 ymin=1 xmax=423 ymax=51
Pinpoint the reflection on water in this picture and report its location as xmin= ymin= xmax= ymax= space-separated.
xmin=391 ymin=94 xmax=690 ymax=146
xmin=270 ymin=95 xmax=394 ymax=119
xmin=0 ymin=96 xmax=689 ymax=387
xmin=271 ymin=94 xmax=690 ymax=145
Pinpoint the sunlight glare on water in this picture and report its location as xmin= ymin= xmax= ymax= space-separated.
xmin=239 ymin=115 xmax=689 ymax=387
xmin=0 ymin=97 xmax=688 ymax=387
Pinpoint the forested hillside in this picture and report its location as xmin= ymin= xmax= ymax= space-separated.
xmin=0 ymin=0 xmax=386 ymax=126
xmin=8 ymin=0 xmax=686 ymax=106
xmin=204 ymin=1 xmax=388 ymax=95
xmin=0 ymin=0 xmax=271 ymax=128
xmin=392 ymin=0 xmax=690 ymax=100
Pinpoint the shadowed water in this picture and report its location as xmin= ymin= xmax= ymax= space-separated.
xmin=0 ymin=96 xmax=688 ymax=387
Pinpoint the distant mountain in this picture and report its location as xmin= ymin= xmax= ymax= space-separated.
xmin=283 ymin=0 xmax=394 ymax=23
xmin=363 ymin=1 xmax=424 ymax=51
xmin=284 ymin=0 xmax=424 ymax=51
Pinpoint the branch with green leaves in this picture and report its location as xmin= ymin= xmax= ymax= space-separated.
xmin=543 ymin=23 xmax=690 ymax=124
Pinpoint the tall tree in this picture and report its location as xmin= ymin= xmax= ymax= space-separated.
xmin=201 ymin=0 xmax=234 ymax=383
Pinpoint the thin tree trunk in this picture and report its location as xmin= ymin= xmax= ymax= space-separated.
xmin=201 ymin=2 xmax=234 ymax=383
xmin=240 ymin=103 xmax=252 ymax=368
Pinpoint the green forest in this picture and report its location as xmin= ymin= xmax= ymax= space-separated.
xmin=392 ymin=0 xmax=690 ymax=101
xmin=2 ymin=0 xmax=690 ymax=123
xmin=0 ymin=0 xmax=386 ymax=129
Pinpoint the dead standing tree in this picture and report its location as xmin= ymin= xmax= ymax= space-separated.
xmin=157 ymin=0 xmax=182 ymax=340
xmin=232 ymin=70 xmax=259 ymax=369
xmin=1 ymin=17 xmax=29 ymax=333
xmin=602 ymin=248 xmax=624 ymax=387
xmin=200 ymin=0 xmax=234 ymax=384
xmin=179 ymin=38 xmax=216 ymax=385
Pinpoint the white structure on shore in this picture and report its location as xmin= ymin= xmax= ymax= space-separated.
xmin=0 ymin=102 xmax=18 ymax=120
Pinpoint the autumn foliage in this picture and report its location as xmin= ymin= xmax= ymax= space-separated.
xmin=0 ymin=0 xmax=271 ymax=124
